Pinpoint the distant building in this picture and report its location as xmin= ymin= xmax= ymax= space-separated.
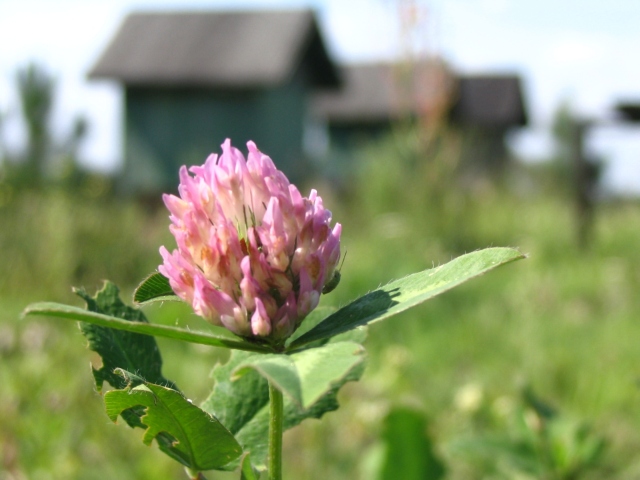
xmin=312 ymin=62 xmax=528 ymax=172
xmin=89 ymin=9 xmax=340 ymax=193
xmin=90 ymin=10 xmax=528 ymax=194
xmin=450 ymin=74 xmax=528 ymax=172
xmin=616 ymin=102 xmax=640 ymax=122
xmin=312 ymin=61 xmax=452 ymax=148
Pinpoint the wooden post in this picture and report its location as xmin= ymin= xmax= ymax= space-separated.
xmin=570 ymin=119 xmax=596 ymax=249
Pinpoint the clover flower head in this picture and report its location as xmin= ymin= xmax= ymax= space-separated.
xmin=159 ymin=139 xmax=341 ymax=346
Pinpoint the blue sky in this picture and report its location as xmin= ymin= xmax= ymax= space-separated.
xmin=2 ymin=0 xmax=640 ymax=192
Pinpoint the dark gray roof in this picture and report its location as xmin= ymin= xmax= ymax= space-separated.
xmin=449 ymin=75 xmax=528 ymax=128
xmin=88 ymin=9 xmax=339 ymax=88
xmin=313 ymin=63 xmax=528 ymax=128
xmin=616 ymin=102 xmax=640 ymax=122
xmin=312 ymin=62 xmax=454 ymax=123
xmin=312 ymin=64 xmax=403 ymax=123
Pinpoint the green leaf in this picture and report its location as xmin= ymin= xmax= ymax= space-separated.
xmin=237 ymin=354 xmax=365 ymax=471
xmin=378 ymin=407 xmax=446 ymax=480
xmin=202 ymin=352 xmax=271 ymax=438
xmin=289 ymin=247 xmax=525 ymax=349
xmin=450 ymin=435 xmax=541 ymax=476
xmin=73 ymin=282 xmax=177 ymax=394
xmin=234 ymin=342 xmax=365 ymax=409
xmin=240 ymin=453 xmax=261 ymax=480
xmin=285 ymin=306 xmax=336 ymax=347
xmin=105 ymin=369 xmax=242 ymax=471
xmin=23 ymin=302 xmax=271 ymax=353
xmin=134 ymin=271 xmax=181 ymax=304
xmin=285 ymin=306 xmax=368 ymax=350
xmin=233 ymin=355 xmax=302 ymax=406
xmin=201 ymin=341 xmax=366 ymax=470
xmin=291 ymin=341 xmax=365 ymax=408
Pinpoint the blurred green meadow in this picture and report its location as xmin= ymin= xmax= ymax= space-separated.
xmin=2 ymin=129 xmax=640 ymax=479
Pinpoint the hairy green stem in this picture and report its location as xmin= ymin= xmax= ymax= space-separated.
xmin=184 ymin=467 xmax=207 ymax=479
xmin=268 ymin=381 xmax=284 ymax=480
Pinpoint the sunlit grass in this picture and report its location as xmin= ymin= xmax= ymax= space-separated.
xmin=3 ymin=144 xmax=640 ymax=477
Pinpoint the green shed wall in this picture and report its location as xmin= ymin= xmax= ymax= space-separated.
xmin=121 ymin=72 xmax=310 ymax=194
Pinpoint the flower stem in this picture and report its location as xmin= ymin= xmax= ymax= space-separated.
xmin=184 ymin=467 xmax=207 ymax=479
xmin=268 ymin=380 xmax=284 ymax=480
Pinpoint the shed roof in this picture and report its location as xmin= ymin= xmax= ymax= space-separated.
xmin=449 ymin=75 xmax=528 ymax=128
xmin=616 ymin=102 xmax=640 ymax=123
xmin=313 ymin=63 xmax=528 ymax=128
xmin=312 ymin=61 xmax=454 ymax=124
xmin=88 ymin=9 xmax=339 ymax=88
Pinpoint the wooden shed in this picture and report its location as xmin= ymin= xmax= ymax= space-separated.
xmin=312 ymin=61 xmax=451 ymax=147
xmin=312 ymin=62 xmax=528 ymax=171
xmin=89 ymin=9 xmax=340 ymax=193
xmin=449 ymin=74 xmax=528 ymax=172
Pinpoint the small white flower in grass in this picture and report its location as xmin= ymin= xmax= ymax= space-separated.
xmin=454 ymin=382 xmax=484 ymax=413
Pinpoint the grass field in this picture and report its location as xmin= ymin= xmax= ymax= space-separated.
xmin=2 ymin=142 xmax=640 ymax=478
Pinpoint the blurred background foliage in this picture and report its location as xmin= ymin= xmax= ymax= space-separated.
xmin=2 ymin=66 xmax=640 ymax=480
